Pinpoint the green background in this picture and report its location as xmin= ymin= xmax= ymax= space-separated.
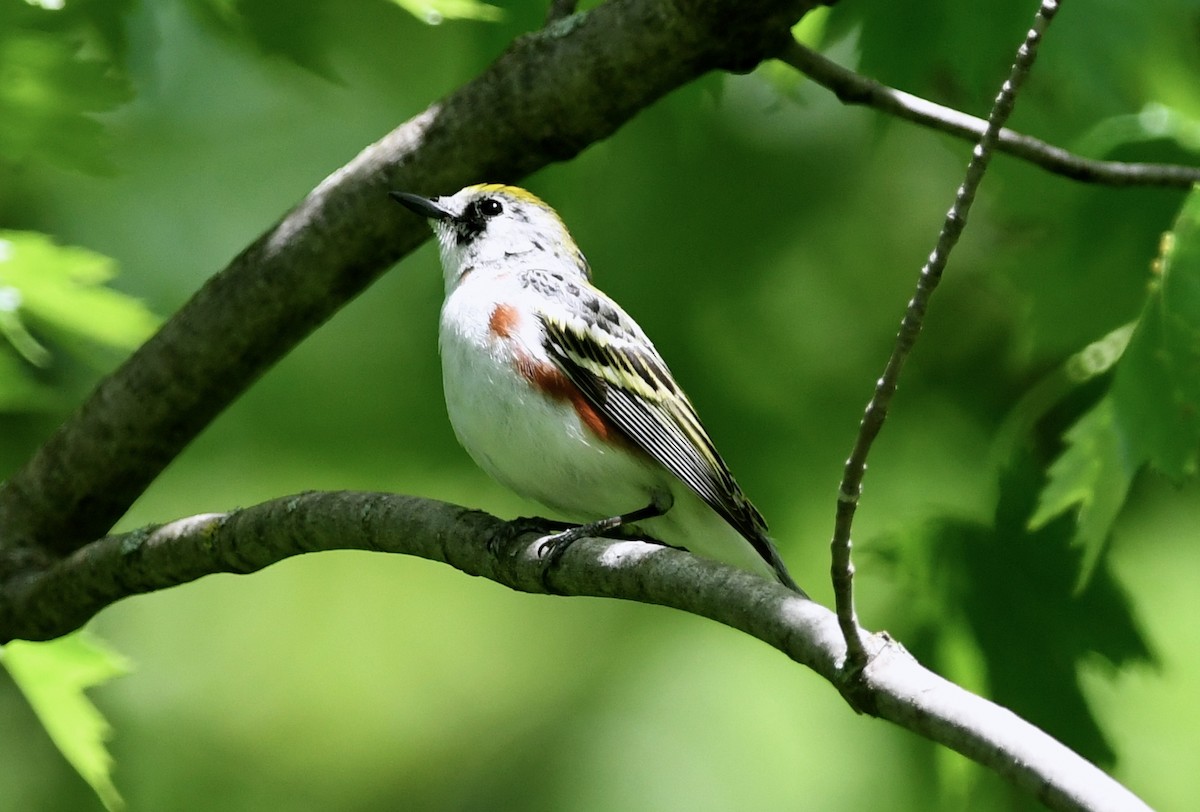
xmin=2 ymin=0 xmax=1199 ymax=809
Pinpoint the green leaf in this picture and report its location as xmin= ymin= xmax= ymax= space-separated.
xmin=0 ymin=231 xmax=157 ymax=414
xmin=386 ymin=0 xmax=503 ymax=24
xmin=182 ymin=0 xmax=342 ymax=79
xmin=0 ymin=285 xmax=52 ymax=367
xmin=0 ymin=231 xmax=159 ymax=356
xmin=1027 ymin=398 xmax=1137 ymax=585
xmin=0 ymin=6 xmax=134 ymax=173
xmin=994 ymin=323 xmax=1134 ymax=464
xmin=1111 ymin=189 xmax=1200 ymax=480
xmin=791 ymin=4 xmax=831 ymax=48
xmin=1027 ymin=188 xmax=1200 ymax=584
xmin=903 ymin=456 xmax=1154 ymax=770
xmin=1075 ymin=104 xmax=1200 ymax=161
xmin=1 ymin=633 xmax=133 ymax=811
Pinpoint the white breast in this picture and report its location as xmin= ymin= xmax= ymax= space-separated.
xmin=438 ymin=273 xmax=664 ymax=521
xmin=437 ymin=272 xmax=782 ymax=583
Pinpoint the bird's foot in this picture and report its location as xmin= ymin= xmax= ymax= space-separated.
xmin=488 ymin=515 xmax=573 ymax=555
xmin=535 ymin=524 xmax=593 ymax=566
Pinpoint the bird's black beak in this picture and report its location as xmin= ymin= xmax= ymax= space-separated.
xmin=390 ymin=191 xmax=453 ymax=221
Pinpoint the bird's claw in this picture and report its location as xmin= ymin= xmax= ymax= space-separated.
xmin=488 ymin=516 xmax=573 ymax=555
xmin=535 ymin=525 xmax=587 ymax=563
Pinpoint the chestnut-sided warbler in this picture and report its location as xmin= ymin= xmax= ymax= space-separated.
xmin=391 ymin=184 xmax=804 ymax=595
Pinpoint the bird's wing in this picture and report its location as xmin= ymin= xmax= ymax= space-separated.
xmin=539 ymin=308 xmax=773 ymax=553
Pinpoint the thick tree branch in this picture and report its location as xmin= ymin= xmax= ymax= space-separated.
xmin=0 ymin=491 xmax=1150 ymax=812
xmin=3 ymin=0 xmax=1190 ymax=569
xmin=545 ymin=0 xmax=578 ymax=25
xmin=0 ymin=0 xmax=819 ymax=561
xmin=780 ymin=41 xmax=1200 ymax=188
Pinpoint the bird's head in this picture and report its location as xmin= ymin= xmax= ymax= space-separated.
xmin=391 ymin=184 xmax=590 ymax=291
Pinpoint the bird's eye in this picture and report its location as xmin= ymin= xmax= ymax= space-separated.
xmin=478 ymin=198 xmax=503 ymax=217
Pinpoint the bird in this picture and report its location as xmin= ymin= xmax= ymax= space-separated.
xmin=391 ymin=183 xmax=804 ymax=595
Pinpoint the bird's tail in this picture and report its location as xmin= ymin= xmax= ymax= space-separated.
xmin=750 ymin=532 xmax=807 ymax=598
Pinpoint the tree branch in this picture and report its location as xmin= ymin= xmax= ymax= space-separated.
xmin=830 ymin=0 xmax=1061 ymax=671
xmin=0 ymin=5 xmax=1175 ymax=809
xmin=0 ymin=491 xmax=1151 ymax=812
xmin=545 ymin=0 xmax=579 ymax=26
xmin=779 ymin=41 xmax=1200 ymax=188
xmin=0 ymin=0 xmax=819 ymax=562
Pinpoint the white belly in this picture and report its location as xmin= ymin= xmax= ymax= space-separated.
xmin=437 ymin=280 xmax=779 ymax=583
xmin=439 ymin=290 xmax=663 ymax=521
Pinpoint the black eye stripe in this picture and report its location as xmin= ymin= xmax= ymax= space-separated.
xmin=455 ymin=197 xmax=504 ymax=245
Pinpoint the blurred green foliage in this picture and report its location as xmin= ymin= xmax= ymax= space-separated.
xmin=2 ymin=0 xmax=1199 ymax=809
xmin=0 ymin=0 xmax=134 ymax=172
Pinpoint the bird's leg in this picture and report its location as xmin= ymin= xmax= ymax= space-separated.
xmin=488 ymin=515 xmax=574 ymax=555
xmin=537 ymin=491 xmax=674 ymax=564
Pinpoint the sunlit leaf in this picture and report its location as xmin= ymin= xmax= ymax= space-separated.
xmin=994 ymin=323 xmax=1134 ymax=464
xmin=1075 ymin=104 xmax=1200 ymax=160
xmin=1027 ymin=188 xmax=1200 ymax=585
xmin=386 ymin=0 xmax=503 ymax=25
xmin=791 ymin=4 xmax=831 ymax=48
xmin=1 ymin=633 xmax=133 ymax=811
xmin=1111 ymin=192 xmax=1200 ymax=480
xmin=1027 ymin=399 xmax=1136 ymax=585
xmin=0 ymin=231 xmax=159 ymax=355
xmin=0 ymin=284 xmax=52 ymax=367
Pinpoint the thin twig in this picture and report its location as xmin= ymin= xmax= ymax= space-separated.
xmin=829 ymin=0 xmax=1064 ymax=671
xmin=779 ymin=40 xmax=1200 ymax=188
